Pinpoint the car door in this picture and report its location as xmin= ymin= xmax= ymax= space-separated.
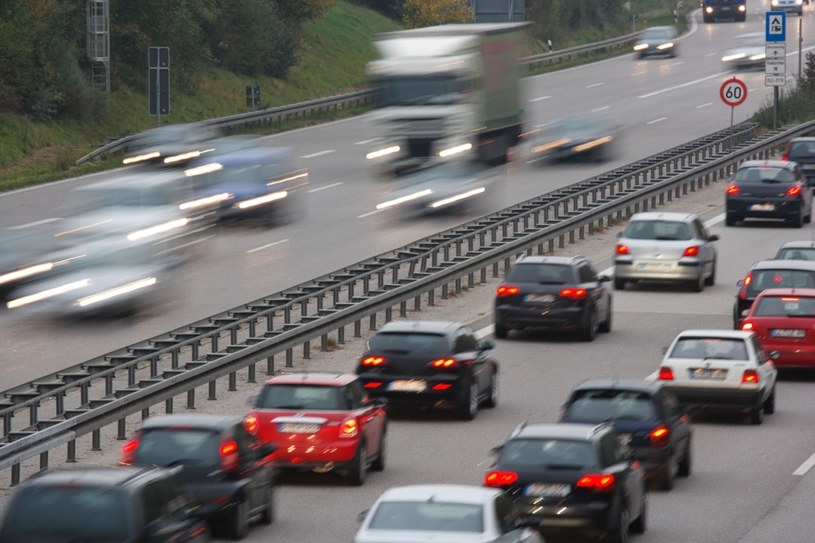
xmin=144 ymin=478 xmax=205 ymax=543
xmin=694 ymin=219 xmax=716 ymax=276
xmin=345 ymin=380 xmax=385 ymax=459
xmin=578 ymin=262 xmax=608 ymax=319
xmin=232 ymin=423 xmax=266 ymax=511
xmin=601 ymin=433 xmax=644 ymax=524
xmin=455 ymin=326 xmax=489 ymax=393
xmin=659 ymin=389 xmax=690 ymax=465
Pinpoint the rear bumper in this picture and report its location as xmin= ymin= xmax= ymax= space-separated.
xmin=614 ymin=260 xmax=701 ymax=282
xmin=495 ymin=304 xmax=587 ymax=330
xmin=664 ymin=384 xmax=763 ymax=410
xmin=518 ymin=500 xmax=616 ymax=535
xmin=632 ymin=445 xmax=672 ymax=476
xmin=760 ymin=345 xmax=815 ymax=368
xmin=727 ymin=197 xmax=803 ymax=220
xmin=357 ymin=374 xmax=465 ymax=409
xmin=273 ymin=440 xmax=359 ymax=468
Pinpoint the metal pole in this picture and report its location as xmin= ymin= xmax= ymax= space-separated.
xmin=799 ymin=17 xmax=804 ymax=84
xmin=155 ymin=65 xmax=161 ymax=127
xmin=773 ymin=86 xmax=779 ymax=131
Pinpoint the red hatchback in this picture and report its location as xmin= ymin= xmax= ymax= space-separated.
xmin=741 ymin=287 xmax=815 ymax=368
xmin=244 ymin=372 xmax=387 ymax=486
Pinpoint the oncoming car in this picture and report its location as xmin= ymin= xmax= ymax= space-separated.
xmin=633 ymin=26 xmax=678 ymax=58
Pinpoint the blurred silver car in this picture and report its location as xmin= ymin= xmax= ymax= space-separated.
xmin=633 ymin=26 xmax=678 ymax=58
xmin=354 ymin=484 xmax=544 ymax=543
xmin=530 ymin=114 xmax=619 ymax=162
xmin=775 ymin=240 xmax=815 ymax=261
xmin=613 ymin=212 xmax=719 ymax=292
xmin=771 ymin=0 xmax=804 ymax=15
xmin=122 ymin=123 xmax=217 ymax=167
xmin=721 ymin=33 xmax=766 ymax=70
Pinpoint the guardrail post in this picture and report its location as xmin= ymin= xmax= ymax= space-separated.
xmin=385 ymin=307 xmax=392 ymax=322
xmin=118 ymin=418 xmax=127 ymax=440
xmin=150 ymin=355 xmax=158 ymax=378
xmin=414 ymin=295 xmax=421 ymax=311
xmin=208 ymin=380 xmax=217 ymax=400
xmin=248 ymin=362 xmax=257 ymax=384
xmin=142 ymin=408 xmax=149 ymax=420
xmin=40 ymin=451 xmax=48 ymax=471
xmin=455 ymin=278 xmax=462 ymax=294
xmin=228 ymin=371 xmax=237 ymax=391
xmin=187 ymin=389 xmax=196 ymax=409
xmin=369 ymin=314 xmax=377 ymax=331
xmin=92 ymin=429 xmax=101 ymax=451
xmin=171 ymin=348 xmax=179 ymax=369
xmin=286 ymin=348 xmax=294 ymax=367
xmin=128 ymin=365 xmax=136 ymax=387
xmin=67 ymin=440 xmax=76 ymax=463
xmin=399 ymin=301 xmax=407 ymax=318
xmin=303 ymin=340 xmax=311 ymax=359
xmin=29 ymin=404 xmax=37 ymax=427
xmin=428 ymin=288 xmax=435 ymax=306
xmin=442 ymin=283 xmax=449 ymax=299
xmin=211 ymin=333 xmax=219 ymax=354
xmin=11 ymin=463 xmax=20 ymax=485
xmin=266 ymin=356 xmax=274 ymax=375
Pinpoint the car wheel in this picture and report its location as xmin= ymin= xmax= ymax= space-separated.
xmin=606 ymin=507 xmax=630 ymax=543
xmin=793 ymin=211 xmax=805 ymax=228
xmin=227 ymin=500 xmax=250 ymax=541
xmin=495 ymin=320 xmax=508 ymax=339
xmin=599 ymin=303 xmax=612 ymax=333
xmin=348 ymin=442 xmax=368 ymax=486
xmin=459 ymin=381 xmax=479 ymax=421
xmin=614 ymin=277 xmax=626 ymax=290
xmin=705 ymin=260 xmax=716 ymax=286
xmin=259 ymin=485 xmax=274 ymax=525
xmin=749 ymin=403 xmax=764 ymax=425
xmin=725 ymin=213 xmax=737 ymax=227
xmin=482 ymin=370 xmax=499 ymax=408
xmin=763 ymin=386 xmax=776 ymax=415
xmin=691 ymin=272 xmax=705 ymax=293
xmin=371 ymin=432 xmax=386 ymax=472
xmin=580 ymin=310 xmax=598 ymax=342
xmin=630 ymin=492 xmax=647 ymax=534
xmin=678 ymin=438 xmax=692 ymax=477
xmin=659 ymin=458 xmax=676 ymax=491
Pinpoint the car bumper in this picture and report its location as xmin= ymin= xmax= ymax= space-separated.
xmin=663 ymin=384 xmax=763 ymax=410
xmin=727 ymin=198 xmax=803 ymax=220
xmin=614 ymin=259 xmax=701 ymax=282
xmin=759 ymin=345 xmax=815 ymax=368
xmin=519 ymin=501 xmax=615 ymax=535
xmin=357 ymin=374 xmax=465 ymax=409
xmin=495 ymin=304 xmax=586 ymax=331
xmin=773 ymin=5 xmax=803 ymax=13
xmin=273 ymin=440 xmax=359 ymax=469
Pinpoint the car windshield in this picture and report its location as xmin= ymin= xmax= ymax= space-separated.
xmin=133 ymin=428 xmax=221 ymax=466
xmin=734 ymin=167 xmax=795 ymax=183
xmin=368 ymin=501 xmax=483 ymax=533
xmin=750 ymin=269 xmax=815 ymax=291
xmin=564 ymin=390 xmax=656 ymax=422
xmin=776 ymin=247 xmax=815 ymax=261
xmin=500 ymin=438 xmax=596 ymax=470
xmin=754 ymin=295 xmax=815 ymax=317
xmin=787 ymin=141 xmax=815 ymax=159
xmin=506 ymin=263 xmax=574 ymax=284
xmin=3 ymin=485 xmax=130 ymax=540
xmin=257 ymin=384 xmax=345 ymax=410
xmin=640 ymin=28 xmax=672 ymax=39
xmin=623 ymin=220 xmax=692 ymax=241
xmin=669 ymin=337 xmax=748 ymax=359
xmin=367 ymin=332 xmax=449 ymax=355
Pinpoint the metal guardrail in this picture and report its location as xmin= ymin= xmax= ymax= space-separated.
xmin=75 ymin=33 xmax=638 ymax=166
xmin=6 ymin=120 xmax=815 ymax=485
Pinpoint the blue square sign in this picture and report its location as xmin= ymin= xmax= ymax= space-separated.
xmin=766 ymin=11 xmax=786 ymax=42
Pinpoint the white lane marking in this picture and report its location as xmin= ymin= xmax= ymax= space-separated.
xmin=536 ymin=121 xmax=555 ymax=128
xmin=246 ymin=238 xmax=290 ymax=254
xmin=526 ymin=157 xmax=544 ymax=165
xmin=357 ymin=209 xmax=384 ymax=219
xmin=638 ymin=71 xmax=732 ymax=99
xmin=530 ymin=96 xmax=551 ymax=102
xmin=647 ymin=117 xmax=668 ymax=125
xmin=794 ymin=452 xmax=815 ymax=476
xmin=354 ymin=139 xmax=376 ymax=145
xmin=705 ymin=52 xmax=718 ymax=57
xmin=671 ymin=61 xmax=685 ymax=67
xmin=592 ymin=106 xmax=611 ymax=112
xmin=8 ymin=218 xmax=61 ymax=229
xmin=301 ymin=150 xmax=335 ymax=159
xmin=631 ymin=71 xmax=646 ymax=76
xmin=696 ymin=102 xmax=713 ymax=109
xmin=587 ymin=82 xmax=605 ymax=89
xmin=308 ymin=182 xmax=343 ymax=193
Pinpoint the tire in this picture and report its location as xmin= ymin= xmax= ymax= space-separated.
xmin=678 ymin=438 xmax=692 ymax=477
xmin=630 ymin=492 xmax=647 ymax=534
xmin=705 ymin=260 xmax=716 ymax=286
xmin=459 ymin=381 xmax=479 ymax=421
xmin=614 ymin=277 xmax=626 ymax=291
xmin=763 ymin=386 xmax=776 ymax=415
xmin=659 ymin=458 xmax=676 ymax=491
xmin=348 ymin=443 xmax=368 ymax=486
xmin=580 ymin=310 xmax=598 ymax=342
xmin=806 ymin=208 xmax=812 ymax=224
xmin=691 ymin=272 xmax=705 ymax=293
xmin=482 ymin=370 xmax=498 ymax=408
xmin=370 ymin=432 xmax=386 ymax=472
xmin=606 ymin=507 xmax=630 ymax=543
xmin=227 ymin=500 xmax=250 ymax=541
xmin=495 ymin=321 xmax=508 ymax=339
xmin=749 ymin=403 xmax=764 ymax=425
xmin=599 ymin=303 xmax=612 ymax=333
xmin=725 ymin=213 xmax=737 ymax=227
xmin=793 ymin=211 xmax=805 ymax=229
xmin=259 ymin=485 xmax=274 ymax=525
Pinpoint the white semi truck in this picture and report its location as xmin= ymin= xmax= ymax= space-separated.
xmin=366 ymin=22 xmax=529 ymax=176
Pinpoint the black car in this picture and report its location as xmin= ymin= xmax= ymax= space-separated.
xmin=725 ymin=159 xmax=813 ymax=228
xmin=355 ymin=320 xmax=498 ymax=420
xmin=120 ymin=413 xmax=276 ymax=540
xmin=733 ymin=259 xmax=815 ymax=328
xmin=494 ymin=255 xmax=612 ymax=341
xmin=783 ymin=137 xmax=815 ymax=181
xmin=559 ymin=379 xmax=692 ymax=491
xmin=484 ymin=422 xmax=646 ymax=543
xmin=0 ymin=466 xmax=210 ymax=543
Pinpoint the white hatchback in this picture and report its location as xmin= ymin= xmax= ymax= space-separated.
xmin=649 ymin=330 xmax=778 ymax=425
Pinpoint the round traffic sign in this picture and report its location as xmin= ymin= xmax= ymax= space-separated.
xmin=720 ymin=78 xmax=748 ymax=107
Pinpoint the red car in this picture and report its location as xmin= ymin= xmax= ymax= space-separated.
xmin=741 ymin=287 xmax=815 ymax=369
xmin=244 ymin=372 xmax=387 ymax=486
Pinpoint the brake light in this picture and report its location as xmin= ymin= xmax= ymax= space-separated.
xmin=786 ymin=184 xmax=803 ymax=197
xmin=243 ymin=415 xmax=258 ymax=435
xmin=616 ymin=244 xmax=630 ymax=255
xmin=119 ymin=439 xmax=139 ymax=465
xmin=683 ymin=246 xmax=700 ymax=257
xmin=362 ymin=356 xmax=386 ymax=367
xmin=363 ymin=381 xmax=383 ymax=389
xmin=658 ymin=366 xmax=674 ymax=380
xmin=497 ymin=285 xmax=520 ymax=297
xmin=741 ymin=321 xmax=753 ymax=331
xmin=726 ymin=183 xmax=740 ymax=196
xmin=743 ymin=273 xmax=753 ymax=286
xmin=429 ymin=358 xmax=457 ymax=368
xmin=340 ymin=417 xmax=358 ymax=438
xmin=432 ymin=383 xmax=453 ymax=391
xmin=649 ymin=426 xmax=670 ymax=445
xmin=560 ymin=288 xmax=587 ymax=299
xmin=781 ymin=154 xmax=789 ymax=161
xmin=220 ymin=440 xmax=240 ymax=472
xmin=741 ymin=369 xmax=759 ymax=384
xmin=576 ymin=473 xmax=615 ymax=492
xmin=483 ymin=470 xmax=518 ymax=487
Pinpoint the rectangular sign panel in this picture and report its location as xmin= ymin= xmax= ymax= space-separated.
xmin=765 ymin=43 xmax=786 ymax=59
xmin=765 ymin=11 xmax=786 ymax=42
xmin=765 ymin=59 xmax=786 ymax=75
xmin=765 ymin=75 xmax=786 ymax=86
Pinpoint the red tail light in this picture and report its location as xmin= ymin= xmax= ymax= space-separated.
xmin=781 ymin=153 xmax=789 ymax=161
xmin=362 ymin=356 xmax=387 ymax=367
xmin=429 ymin=358 xmax=458 ymax=368
xmin=484 ymin=470 xmax=518 ymax=487
xmin=649 ymin=426 xmax=670 ymax=445
xmin=119 ymin=439 xmax=139 ymax=465
xmin=726 ymin=183 xmax=740 ymax=196
xmin=658 ymin=366 xmax=674 ymax=380
xmin=786 ymin=184 xmax=803 ymax=197
xmin=363 ymin=381 xmax=383 ymax=389
xmin=743 ymin=273 xmax=753 ymax=286
xmin=560 ymin=288 xmax=587 ymax=299
xmin=432 ymin=383 xmax=453 ymax=391
xmin=683 ymin=246 xmax=700 ymax=257
xmin=616 ymin=244 xmax=630 ymax=255
xmin=340 ymin=417 xmax=359 ymax=438
xmin=576 ymin=473 xmax=615 ymax=492
xmin=243 ymin=415 xmax=259 ymax=435
xmin=741 ymin=321 xmax=753 ymax=331
xmin=497 ymin=285 xmax=520 ymax=297
xmin=741 ymin=369 xmax=759 ymax=384
xmin=220 ymin=440 xmax=240 ymax=472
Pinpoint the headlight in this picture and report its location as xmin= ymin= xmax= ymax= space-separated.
xmin=749 ymin=53 xmax=766 ymax=61
xmin=633 ymin=44 xmax=649 ymax=51
xmin=771 ymin=0 xmax=779 ymax=5
xmin=366 ymin=146 xmax=400 ymax=160
xmin=75 ymin=277 xmax=158 ymax=308
xmin=722 ymin=53 xmax=746 ymax=62
xmin=127 ymin=218 xmax=190 ymax=241
xmin=123 ymin=151 xmax=160 ymax=165
xmin=656 ymin=42 xmax=674 ymax=50
xmin=376 ymin=189 xmax=434 ymax=210
xmin=705 ymin=6 xmax=713 ymax=13
xmin=738 ymin=4 xmax=746 ymax=10
xmin=438 ymin=143 xmax=473 ymax=158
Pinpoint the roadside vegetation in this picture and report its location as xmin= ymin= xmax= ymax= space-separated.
xmin=751 ymin=52 xmax=815 ymax=129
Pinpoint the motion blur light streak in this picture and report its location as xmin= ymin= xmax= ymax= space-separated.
xmin=0 ymin=263 xmax=54 ymax=286
xmin=122 ymin=151 xmax=160 ymax=165
xmin=366 ymin=146 xmax=400 ymax=160
xmin=532 ymin=138 xmax=571 ymax=154
xmin=7 ymin=279 xmax=91 ymax=309
xmin=127 ymin=219 xmax=190 ymax=241
xmin=268 ymin=172 xmax=309 ymax=186
xmin=429 ymin=187 xmax=485 ymax=208
xmin=163 ymin=150 xmax=207 ymax=165
xmin=55 ymin=219 xmax=112 ymax=237
xmin=437 ymin=143 xmax=473 ymax=157
xmin=236 ymin=191 xmax=288 ymax=209
xmin=76 ymin=277 xmax=158 ymax=307
xmin=179 ymin=193 xmax=232 ymax=210
xmin=184 ymin=163 xmax=224 ymax=177
xmin=376 ymin=189 xmax=434 ymax=210
xmin=573 ymin=136 xmax=614 ymax=153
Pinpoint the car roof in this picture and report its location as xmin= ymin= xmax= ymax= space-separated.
xmin=264 ymin=372 xmax=357 ymax=387
xmin=571 ymin=378 xmax=664 ymax=395
xmin=514 ymin=422 xmax=609 ymax=441
xmin=377 ymin=320 xmax=461 ymax=334
xmin=737 ymin=159 xmax=797 ymax=170
xmin=673 ymin=329 xmax=754 ymax=340
xmin=628 ymin=211 xmax=696 ymax=222
xmin=778 ymin=241 xmax=815 ymax=249
xmin=514 ymin=255 xmax=584 ymax=265
xmin=139 ymin=413 xmax=240 ymax=431
xmin=751 ymin=259 xmax=815 ymax=271
xmin=790 ymin=137 xmax=815 ymax=143
xmin=756 ymin=287 xmax=815 ymax=298
xmin=23 ymin=466 xmax=161 ymax=488
xmin=376 ymin=484 xmax=500 ymax=504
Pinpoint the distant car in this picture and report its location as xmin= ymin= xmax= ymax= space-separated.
xmin=494 ymin=255 xmax=612 ymax=341
xmin=559 ymin=378 xmax=692 ymax=491
xmin=725 ymin=159 xmax=813 ymax=227
xmin=530 ymin=114 xmax=619 ymax=162
xmin=741 ymin=287 xmax=815 ymax=369
xmin=484 ymin=422 xmax=646 ymax=543
xmin=120 ymin=414 xmax=276 ymax=540
xmin=355 ymin=320 xmax=498 ymax=420
xmin=633 ymin=26 xmax=678 ymax=58
xmin=353 ymin=484 xmax=544 ymax=543
xmin=244 ymin=372 xmax=387 ymax=486
xmin=703 ymin=0 xmax=747 ymax=22
xmin=733 ymin=259 xmax=815 ymax=327
xmin=782 ymin=137 xmax=815 ymax=181
xmin=721 ymin=33 xmax=766 ymax=70
xmin=771 ymin=0 xmax=804 ymax=15
xmin=652 ymin=329 xmax=778 ymax=424
xmin=0 ymin=466 xmax=210 ymax=543
xmin=122 ymin=122 xmax=217 ymax=167
xmin=775 ymin=240 xmax=815 ymax=261
xmin=614 ymin=211 xmax=718 ymax=292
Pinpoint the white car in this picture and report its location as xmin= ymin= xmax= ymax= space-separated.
xmin=650 ymin=330 xmax=778 ymax=425
xmin=354 ymin=484 xmax=544 ymax=543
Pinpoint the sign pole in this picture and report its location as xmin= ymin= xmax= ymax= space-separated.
xmin=155 ymin=64 xmax=161 ymax=127
xmin=774 ymin=86 xmax=779 ymax=131
xmin=799 ymin=17 xmax=804 ymax=84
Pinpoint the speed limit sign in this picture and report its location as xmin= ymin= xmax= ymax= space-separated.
xmin=720 ymin=78 xmax=748 ymax=107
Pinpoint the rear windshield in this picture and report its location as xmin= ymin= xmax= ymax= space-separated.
xmin=775 ymin=247 xmax=815 ymax=261
xmin=257 ymin=384 xmax=345 ymax=410
xmin=750 ymin=269 xmax=815 ymax=291
xmin=133 ymin=428 xmax=221 ymax=466
xmin=753 ymin=295 xmax=815 ymax=317
xmin=506 ymin=263 xmax=575 ymax=284
xmin=564 ymin=390 xmax=656 ymax=422
xmin=623 ymin=220 xmax=691 ymax=241
xmin=788 ymin=141 xmax=815 ymax=159
xmin=3 ymin=485 xmax=129 ymax=540
xmin=369 ymin=501 xmax=483 ymax=533
xmin=669 ymin=337 xmax=748 ymax=360
xmin=500 ymin=438 xmax=596 ymax=470
xmin=367 ymin=332 xmax=450 ymax=355
xmin=734 ymin=167 xmax=795 ymax=183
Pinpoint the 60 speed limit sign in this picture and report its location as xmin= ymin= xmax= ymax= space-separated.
xmin=720 ymin=78 xmax=748 ymax=107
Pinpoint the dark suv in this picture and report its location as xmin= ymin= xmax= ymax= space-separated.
xmin=559 ymin=379 xmax=692 ymax=490
xmin=0 ymin=466 xmax=210 ymax=543
xmin=484 ymin=422 xmax=646 ymax=543
xmin=120 ymin=413 xmax=276 ymax=540
xmin=733 ymin=259 xmax=815 ymax=328
xmin=725 ymin=159 xmax=813 ymax=228
xmin=494 ymin=255 xmax=612 ymax=341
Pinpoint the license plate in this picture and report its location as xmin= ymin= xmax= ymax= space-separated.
xmin=751 ymin=203 xmax=775 ymax=212
xmin=279 ymin=423 xmax=320 ymax=434
xmin=721 ymin=6 xmax=731 ymax=10
xmin=388 ymin=380 xmax=426 ymax=393
xmin=525 ymin=293 xmax=555 ymax=303
xmin=638 ymin=262 xmax=673 ymax=271
xmin=771 ymin=328 xmax=806 ymax=338
xmin=524 ymin=483 xmax=571 ymax=498
xmin=689 ymin=368 xmax=728 ymax=380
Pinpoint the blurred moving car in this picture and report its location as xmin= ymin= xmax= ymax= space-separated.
xmin=782 ymin=136 xmax=815 ymax=181
xmin=0 ymin=466 xmax=210 ymax=543
xmin=353 ymin=484 xmax=544 ymax=543
xmin=771 ymin=0 xmax=805 ymax=15
xmin=559 ymin=379 xmax=692 ymax=490
xmin=775 ymin=240 xmax=815 ymax=261
xmin=122 ymin=122 xmax=217 ymax=167
xmin=633 ymin=26 xmax=678 ymax=58
xmin=652 ymin=329 xmax=778 ymax=424
xmin=120 ymin=414 xmax=276 ymax=540
xmin=483 ymin=422 xmax=646 ymax=543
xmin=355 ymin=320 xmax=498 ymax=420
xmin=494 ymin=255 xmax=612 ymax=341
xmin=614 ymin=212 xmax=718 ymax=292
xmin=244 ymin=372 xmax=387 ymax=486
xmin=703 ymin=0 xmax=747 ymax=22
xmin=725 ymin=159 xmax=813 ymax=227
xmin=741 ymin=287 xmax=815 ymax=369
xmin=530 ymin=114 xmax=619 ymax=162
xmin=733 ymin=259 xmax=815 ymax=328
xmin=721 ymin=33 xmax=766 ymax=70
xmin=0 ymin=225 xmax=65 ymax=302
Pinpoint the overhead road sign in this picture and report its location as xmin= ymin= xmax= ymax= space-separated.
xmin=765 ymin=11 xmax=786 ymax=42
xmin=720 ymin=78 xmax=748 ymax=107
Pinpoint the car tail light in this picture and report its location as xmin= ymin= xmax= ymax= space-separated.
xmin=741 ymin=321 xmax=753 ymax=331
xmin=429 ymin=358 xmax=458 ymax=368
xmin=658 ymin=366 xmax=674 ymax=380
xmin=576 ymin=473 xmax=615 ymax=492
xmin=649 ymin=426 xmax=670 ymax=445
xmin=220 ymin=440 xmax=240 ymax=472
xmin=361 ymin=356 xmax=387 ymax=367
xmin=483 ymin=470 xmax=519 ymax=487
xmin=432 ymin=383 xmax=453 ymax=391
xmin=741 ymin=369 xmax=759 ymax=384
xmin=496 ymin=285 xmax=520 ymax=297
xmin=119 ymin=439 xmax=139 ymax=465
xmin=743 ymin=273 xmax=753 ymax=286
xmin=340 ymin=417 xmax=359 ymax=438
xmin=683 ymin=246 xmax=700 ymax=257
xmin=781 ymin=153 xmax=789 ymax=161
xmin=786 ymin=184 xmax=803 ymax=197
xmin=616 ymin=244 xmax=630 ymax=255
xmin=243 ymin=415 xmax=259 ymax=435
xmin=726 ymin=183 xmax=740 ymax=196
xmin=560 ymin=288 xmax=587 ymax=299
xmin=363 ymin=381 xmax=383 ymax=389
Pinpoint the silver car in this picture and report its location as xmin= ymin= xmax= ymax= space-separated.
xmin=721 ymin=33 xmax=766 ymax=71
xmin=354 ymin=484 xmax=544 ymax=543
xmin=633 ymin=26 xmax=678 ymax=58
xmin=613 ymin=212 xmax=718 ymax=292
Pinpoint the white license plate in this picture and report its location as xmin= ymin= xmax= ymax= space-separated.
xmin=771 ymin=328 xmax=806 ymax=338
xmin=751 ymin=203 xmax=775 ymax=212
xmin=689 ymin=368 xmax=728 ymax=380
xmin=524 ymin=483 xmax=571 ymax=498
xmin=525 ymin=293 xmax=555 ymax=303
xmin=388 ymin=380 xmax=426 ymax=393
xmin=638 ymin=262 xmax=673 ymax=271
xmin=279 ymin=423 xmax=320 ymax=434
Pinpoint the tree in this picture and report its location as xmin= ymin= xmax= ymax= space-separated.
xmin=402 ymin=0 xmax=473 ymax=28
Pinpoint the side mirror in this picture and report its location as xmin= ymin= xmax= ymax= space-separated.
xmin=736 ymin=279 xmax=744 ymax=287
xmin=597 ymin=274 xmax=611 ymax=283
xmin=489 ymin=445 xmax=503 ymax=456
xmin=479 ymin=340 xmax=495 ymax=351
xmin=246 ymin=395 xmax=258 ymax=407
xmin=708 ymin=234 xmax=720 ymax=242
xmin=741 ymin=309 xmax=750 ymax=317
xmin=357 ymin=510 xmax=369 ymax=523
